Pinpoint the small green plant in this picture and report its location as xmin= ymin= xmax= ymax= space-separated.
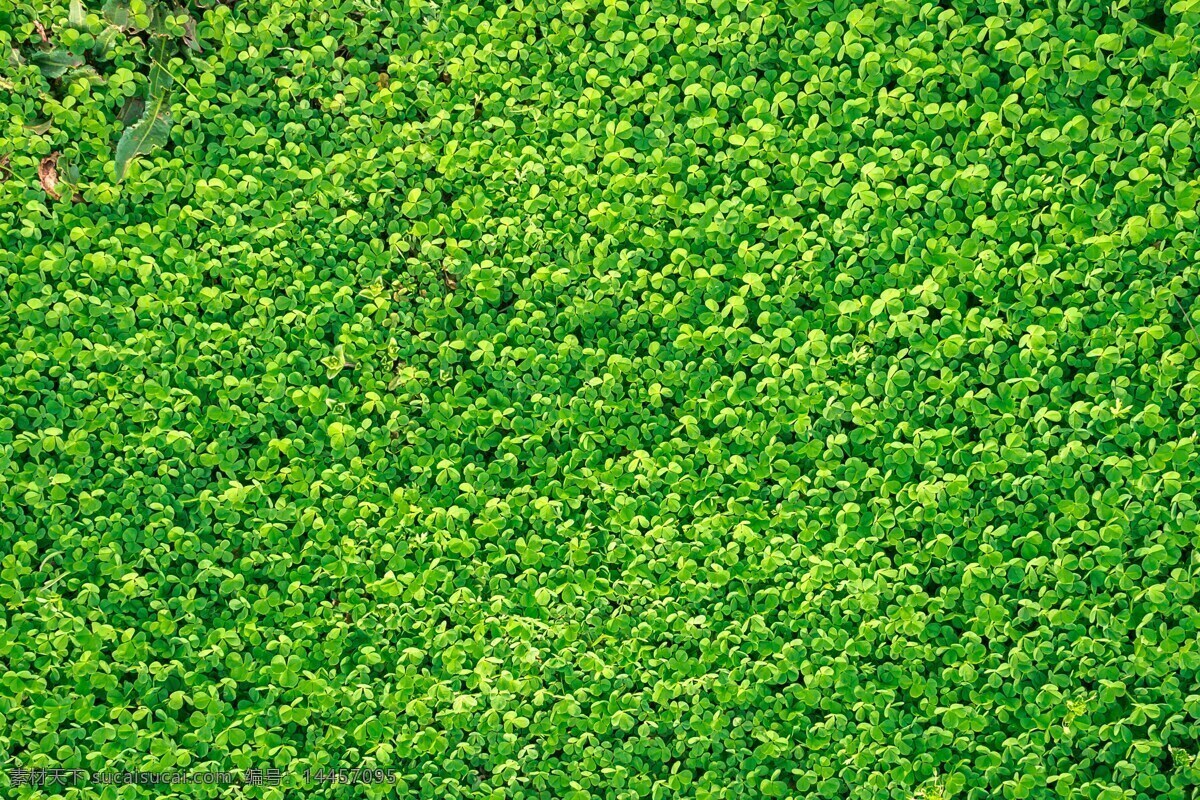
xmin=914 ymin=782 xmax=947 ymax=800
xmin=8 ymin=0 xmax=201 ymax=180
xmin=95 ymin=0 xmax=201 ymax=178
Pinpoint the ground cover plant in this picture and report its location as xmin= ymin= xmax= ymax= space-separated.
xmin=3 ymin=0 xmax=1200 ymax=797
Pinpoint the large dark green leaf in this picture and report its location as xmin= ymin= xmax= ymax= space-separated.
xmin=113 ymin=37 xmax=172 ymax=180
xmin=28 ymin=49 xmax=84 ymax=80
xmin=101 ymin=0 xmax=130 ymax=28
xmin=69 ymin=0 xmax=87 ymax=29
xmin=113 ymin=107 xmax=170 ymax=181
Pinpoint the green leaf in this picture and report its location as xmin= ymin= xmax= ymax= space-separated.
xmin=114 ymin=103 xmax=170 ymax=181
xmin=117 ymin=94 xmax=145 ymax=126
xmin=101 ymin=0 xmax=130 ymax=28
xmin=114 ymin=37 xmax=173 ymax=181
xmin=29 ymin=49 xmax=84 ymax=80
xmin=69 ymin=0 xmax=87 ymax=29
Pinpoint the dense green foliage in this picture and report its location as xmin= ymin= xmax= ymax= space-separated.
xmin=4 ymin=0 xmax=1200 ymax=797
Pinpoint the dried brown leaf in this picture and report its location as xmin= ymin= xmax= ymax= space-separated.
xmin=39 ymin=152 xmax=61 ymax=199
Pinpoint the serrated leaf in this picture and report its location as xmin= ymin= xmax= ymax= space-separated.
xmin=114 ymin=37 xmax=173 ymax=181
xmin=29 ymin=49 xmax=84 ymax=80
xmin=102 ymin=0 xmax=130 ymax=28
xmin=147 ymin=43 xmax=173 ymax=97
xmin=94 ymin=26 xmax=121 ymax=54
xmin=114 ymin=108 xmax=171 ymax=181
xmin=69 ymin=0 xmax=87 ymax=29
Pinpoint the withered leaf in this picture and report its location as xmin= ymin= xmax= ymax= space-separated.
xmin=38 ymin=152 xmax=61 ymax=199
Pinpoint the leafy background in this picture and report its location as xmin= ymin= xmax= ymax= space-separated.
xmin=3 ymin=0 xmax=1200 ymax=798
